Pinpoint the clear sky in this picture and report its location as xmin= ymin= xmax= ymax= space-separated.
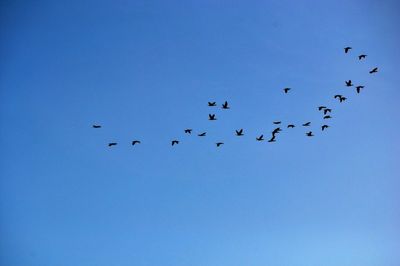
xmin=1 ymin=1 xmax=399 ymax=265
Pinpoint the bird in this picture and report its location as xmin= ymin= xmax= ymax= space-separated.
xmin=287 ymin=124 xmax=295 ymax=128
xmin=208 ymin=114 xmax=217 ymax=120
xmin=358 ymin=54 xmax=367 ymax=60
xmin=216 ymin=142 xmax=224 ymax=147
xmin=273 ymin=121 xmax=281 ymax=124
xmin=306 ymin=131 xmax=314 ymax=137
xmin=345 ymin=80 xmax=353 ymax=86
xmin=92 ymin=125 xmax=101 ymax=128
xmin=334 ymin=94 xmax=343 ymax=99
xmin=268 ymin=135 xmax=276 ymax=142
xmin=318 ymin=106 xmax=327 ymax=111
xmin=344 ymin=47 xmax=352 ymax=53
xmin=208 ymin=102 xmax=216 ymax=106
xmin=323 ymin=115 xmax=332 ymax=119
xmin=198 ymin=132 xmax=206 ymax=137
xmin=132 ymin=140 xmax=141 ymax=145
xmin=171 ymin=140 xmax=179 ymax=146
xmin=235 ymin=129 xmax=244 ymax=136
xmin=283 ymin=87 xmax=291 ymax=93
xmin=184 ymin=129 xmax=192 ymax=134
xmin=369 ymin=67 xmax=378 ymax=74
xmin=302 ymin=122 xmax=311 ymax=127
xmin=321 ymin=125 xmax=329 ymax=131
xmin=108 ymin=142 xmax=117 ymax=147
xmin=324 ymin=108 xmax=332 ymax=115
xmin=272 ymin=127 xmax=281 ymax=135
xmin=256 ymin=135 xmax=264 ymax=141
xmin=222 ymin=101 xmax=230 ymax=109
xmin=339 ymin=96 xmax=347 ymax=103
xmin=355 ymin=85 xmax=364 ymax=93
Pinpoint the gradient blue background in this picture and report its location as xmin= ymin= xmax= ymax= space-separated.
xmin=1 ymin=1 xmax=399 ymax=265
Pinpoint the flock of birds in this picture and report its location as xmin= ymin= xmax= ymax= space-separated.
xmin=92 ymin=47 xmax=378 ymax=148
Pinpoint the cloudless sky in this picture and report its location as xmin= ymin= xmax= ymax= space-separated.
xmin=1 ymin=0 xmax=400 ymax=265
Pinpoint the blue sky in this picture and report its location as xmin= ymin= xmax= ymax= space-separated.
xmin=1 ymin=0 xmax=399 ymax=265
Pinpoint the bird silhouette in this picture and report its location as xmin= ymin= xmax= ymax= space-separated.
xmin=273 ymin=121 xmax=281 ymax=124
xmin=216 ymin=142 xmax=224 ymax=147
xmin=355 ymin=85 xmax=364 ymax=93
xmin=208 ymin=114 xmax=217 ymax=120
xmin=323 ymin=115 xmax=332 ymax=119
xmin=334 ymin=94 xmax=342 ymax=99
xmin=345 ymin=80 xmax=353 ymax=86
xmin=268 ymin=135 xmax=276 ymax=142
xmin=256 ymin=135 xmax=264 ymax=141
xmin=339 ymin=96 xmax=347 ymax=103
xmin=369 ymin=67 xmax=378 ymax=74
xmin=222 ymin=101 xmax=230 ymax=109
xmin=198 ymin=132 xmax=206 ymax=137
xmin=132 ymin=140 xmax=141 ymax=145
xmin=324 ymin=108 xmax=332 ymax=115
xmin=272 ymin=127 xmax=281 ymax=135
xmin=302 ymin=122 xmax=311 ymax=126
xmin=306 ymin=131 xmax=314 ymax=137
xmin=171 ymin=140 xmax=179 ymax=146
xmin=283 ymin=88 xmax=291 ymax=93
xmin=344 ymin=47 xmax=352 ymax=53
xmin=358 ymin=54 xmax=367 ymax=60
xmin=184 ymin=129 xmax=192 ymax=134
xmin=108 ymin=142 xmax=117 ymax=147
xmin=318 ymin=106 xmax=327 ymax=111
xmin=208 ymin=102 xmax=216 ymax=106
xmin=287 ymin=124 xmax=295 ymax=128
xmin=92 ymin=125 xmax=101 ymax=128
xmin=235 ymin=129 xmax=244 ymax=136
xmin=321 ymin=125 xmax=329 ymax=131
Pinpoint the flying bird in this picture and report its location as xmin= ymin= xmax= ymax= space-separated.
xmin=272 ymin=127 xmax=281 ymax=135
xmin=355 ymin=85 xmax=364 ymax=93
xmin=318 ymin=106 xmax=327 ymax=111
xmin=108 ymin=142 xmax=117 ymax=147
xmin=92 ymin=125 xmax=101 ymax=128
xmin=208 ymin=114 xmax=217 ymax=120
xmin=208 ymin=102 xmax=216 ymax=106
xmin=268 ymin=135 xmax=276 ymax=142
xmin=306 ymin=131 xmax=314 ymax=137
xmin=235 ymin=129 xmax=244 ymax=136
xmin=324 ymin=108 xmax=332 ymax=115
xmin=345 ymin=80 xmax=353 ymax=86
xmin=184 ymin=129 xmax=192 ymax=134
xmin=358 ymin=54 xmax=367 ymax=60
xmin=198 ymin=132 xmax=206 ymax=137
xmin=171 ymin=140 xmax=179 ymax=146
xmin=321 ymin=125 xmax=329 ymax=131
xmin=283 ymin=88 xmax=291 ymax=93
xmin=369 ymin=67 xmax=378 ymax=74
xmin=334 ymin=94 xmax=342 ymax=99
xmin=344 ymin=47 xmax=352 ymax=53
xmin=216 ymin=142 xmax=224 ymax=147
xmin=287 ymin=124 xmax=295 ymax=128
xmin=323 ymin=115 xmax=332 ymax=119
xmin=273 ymin=121 xmax=281 ymax=124
xmin=302 ymin=122 xmax=311 ymax=127
xmin=256 ymin=135 xmax=264 ymax=141
xmin=339 ymin=96 xmax=347 ymax=103
xmin=222 ymin=101 xmax=230 ymax=109
xmin=132 ymin=140 xmax=141 ymax=145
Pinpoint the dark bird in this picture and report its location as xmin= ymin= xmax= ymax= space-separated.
xmin=334 ymin=94 xmax=343 ymax=99
xmin=268 ymin=135 xmax=276 ymax=142
xmin=235 ymin=129 xmax=244 ymax=136
xmin=345 ymin=80 xmax=353 ymax=86
xmin=198 ymin=132 xmax=206 ymax=137
xmin=318 ymin=106 xmax=327 ymax=111
xmin=222 ymin=101 xmax=230 ymax=109
xmin=256 ymin=135 xmax=264 ymax=141
xmin=92 ymin=125 xmax=101 ymax=128
xmin=208 ymin=114 xmax=217 ymax=120
xmin=184 ymin=129 xmax=192 ymax=134
xmin=324 ymin=108 xmax=332 ymax=115
xmin=323 ymin=115 xmax=332 ymax=119
xmin=132 ymin=140 xmax=141 ymax=145
xmin=302 ymin=122 xmax=311 ymax=127
xmin=108 ymin=142 xmax=117 ymax=147
xmin=216 ymin=142 xmax=224 ymax=147
xmin=369 ymin=67 xmax=378 ymax=74
xmin=344 ymin=47 xmax=352 ymax=53
xmin=339 ymin=96 xmax=347 ymax=103
xmin=283 ymin=87 xmax=291 ymax=93
xmin=287 ymin=124 xmax=295 ymax=128
xmin=273 ymin=121 xmax=281 ymax=124
xmin=208 ymin=102 xmax=216 ymax=106
xmin=272 ymin=127 xmax=282 ymax=135
xmin=171 ymin=140 xmax=179 ymax=146
xmin=306 ymin=131 xmax=314 ymax=137
xmin=321 ymin=125 xmax=329 ymax=131
xmin=355 ymin=85 xmax=364 ymax=93
xmin=358 ymin=54 xmax=367 ymax=60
